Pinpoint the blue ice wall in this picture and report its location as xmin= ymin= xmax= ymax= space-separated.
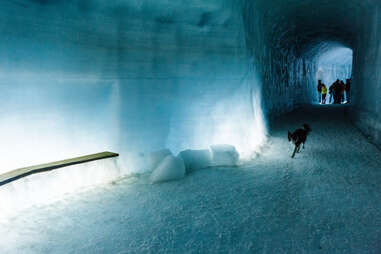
xmin=0 ymin=77 xmax=120 ymax=171
xmin=0 ymin=2 xmax=122 ymax=171
xmin=243 ymin=1 xmax=318 ymax=118
xmin=113 ymin=0 xmax=268 ymax=169
xmin=0 ymin=0 xmax=267 ymax=174
xmin=351 ymin=5 xmax=381 ymax=147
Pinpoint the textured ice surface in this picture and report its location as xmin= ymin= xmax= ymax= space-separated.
xmin=0 ymin=0 xmax=267 ymax=174
xmin=350 ymin=3 xmax=381 ymax=147
xmin=150 ymin=155 xmax=185 ymax=183
xmin=1 ymin=106 xmax=379 ymax=253
xmin=210 ymin=144 xmax=239 ymax=166
xmin=178 ymin=149 xmax=212 ymax=173
xmin=148 ymin=149 xmax=172 ymax=172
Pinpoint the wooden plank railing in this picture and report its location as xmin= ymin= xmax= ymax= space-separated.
xmin=0 ymin=151 xmax=119 ymax=186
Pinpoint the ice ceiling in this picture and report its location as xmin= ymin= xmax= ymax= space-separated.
xmin=0 ymin=0 xmax=380 ymax=174
xmin=249 ymin=0 xmax=365 ymax=49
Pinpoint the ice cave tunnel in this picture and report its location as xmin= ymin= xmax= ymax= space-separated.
xmin=0 ymin=0 xmax=380 ymax=253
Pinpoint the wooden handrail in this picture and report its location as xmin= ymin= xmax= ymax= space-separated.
xmin=0 ymin=151 xmax=119 ymax=186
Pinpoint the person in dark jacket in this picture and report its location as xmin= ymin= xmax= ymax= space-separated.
xmin=340 ymin=80 xmax=346 ymax=104
xmin=332 ymin=79 xmax=341 ymax=104
xmin=317 ymin=80 xmax=323 ymax=104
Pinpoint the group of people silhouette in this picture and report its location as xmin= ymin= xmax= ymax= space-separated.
xmin=317 ymin=78 xmax=351 ymax=104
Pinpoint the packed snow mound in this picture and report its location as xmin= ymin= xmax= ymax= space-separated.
xmin=210 ymin=144 xmax=239 ymax=166
xmin=178 ymin=149 xmax=212 ymax=173
xmin=150 ymin=155 xmax=185 ymax=183
xmin=148 ymin=149 xmax=172 ymax=172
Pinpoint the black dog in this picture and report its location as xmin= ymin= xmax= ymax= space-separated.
xmin=288 ymin=124 xmax=311 ymax=158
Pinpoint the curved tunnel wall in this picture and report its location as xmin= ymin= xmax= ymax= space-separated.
xmin=351 ymin=5 xmax=381 ymax=145
xmin=0 ymin=0 xmax=380 ymax=174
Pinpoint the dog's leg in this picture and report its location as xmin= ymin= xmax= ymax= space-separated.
xmin=302 ymin=142 xmax=305 ymax=149
xmin=291 ymin=146 xmax=298 ymax=158
xmin=297 ymin=145 xmax=301 ymax=153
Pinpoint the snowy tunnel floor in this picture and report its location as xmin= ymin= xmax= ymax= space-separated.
xmin=1 ymin=105 xmax=380 ymax=253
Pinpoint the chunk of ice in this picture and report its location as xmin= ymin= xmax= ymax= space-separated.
xmin=178 ymin=149 xmax=212 ymax=173
xmin=210 ymin=144 xmax=239 ymax=166
xmin=148 ymin=149 xmax=172 ymax=172
xmin=150 ymin=155 xmax=185 ymax=183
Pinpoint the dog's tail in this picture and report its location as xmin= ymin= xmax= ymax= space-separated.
xmin=303 ymin=124 xmax=311 ymax=132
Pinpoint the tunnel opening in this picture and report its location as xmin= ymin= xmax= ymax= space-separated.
xmin=315 ymin=45 xmax=353 ymax=105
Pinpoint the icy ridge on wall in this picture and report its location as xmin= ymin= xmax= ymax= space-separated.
xmin=351 ymin=4 xmax=381 ymax=147
xmin=242 ymin=1 xmax=317 ymax=119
